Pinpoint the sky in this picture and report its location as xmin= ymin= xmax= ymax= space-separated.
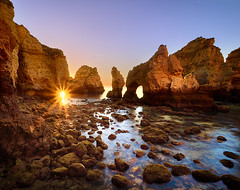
xmin=11 ymin=0 xmax=240 ymax=86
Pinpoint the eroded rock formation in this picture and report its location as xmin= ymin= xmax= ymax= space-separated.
xmin=174 ymin=37 xmax=235 ymax=100
xmin=107 ymin=67 xmax=125 ymax=98
xmin=69 ymin=65 xmax=104 ymax=94
xmin=124 ymin=45 xmax=213 ymax=110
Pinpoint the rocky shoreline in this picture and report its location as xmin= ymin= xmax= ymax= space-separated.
xmin=0 ymin=97 xmax=240 ymax=189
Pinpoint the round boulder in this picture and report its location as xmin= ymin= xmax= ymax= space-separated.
xmin=111 ymin=174 xmax=130 ymax=188
xmin=171 ymin=165 xmax=191 ymax=176
xmin=143 ymin=164 xmax=171 ymax=184
xmin=192 ymin=170 xmax=220 ymax=182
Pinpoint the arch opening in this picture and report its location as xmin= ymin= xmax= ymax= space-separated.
xmin=136 ymin=86 xmax=143 ymax=99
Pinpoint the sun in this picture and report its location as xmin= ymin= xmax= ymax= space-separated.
xmin=56 ymin=89 xmax=70 ymax=106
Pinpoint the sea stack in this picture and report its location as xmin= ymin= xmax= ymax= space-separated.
xmin=107 ymin=67 xmax=125 ymax=98
xmin=68 ymin=65 xmax=104 ymax=94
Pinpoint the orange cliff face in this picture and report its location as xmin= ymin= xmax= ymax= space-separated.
xmin=0 ymin=0 xmax=69 ymax=97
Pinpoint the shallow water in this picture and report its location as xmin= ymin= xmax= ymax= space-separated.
xmin=68 ymin=98 xmax=240 ymax=189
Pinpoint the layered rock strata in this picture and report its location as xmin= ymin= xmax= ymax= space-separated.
xmin=107 ymin=67 xmax=125 ymax=98
xmin=124 ymin=45 xmax=213 ymax=110
xmin=68 ymin=65 xmax=104 ymax=94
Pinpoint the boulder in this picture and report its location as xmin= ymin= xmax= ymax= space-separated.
xmin=107 ymin=67 xmax=125 ymax=98
xmin=171 ymin=165 xmax=191 ymax=176
xmin=124 ymin=45 xmax=213 ymax=110
xmin=58 ymin=152 xmax=80 ymax=167
xmin=221 ymin=174 xmax=240 ymax=190
xmin=115 ymin=158 xmax=130 ymax=171
xmin=191 ymin=170 xmax=220 ymax=182
xmin=16 ymin=172 xmax=36 ymax=187
xmin=219 ymin=159 xmax=234 ymax=168
xmin=69 ymin=163 xmax=87 ymax=177
xmin=111 ymin=174 xmax=130 ymax=188
xmin=142 ymin=127 xmax=169 ymax=144
xmin=68 ymin=65 xmax=104 ymax=94
xmin=143 ymin=164 xmax=171 ymax=184
xmin=51 ymin=167 xmax=68 ymax=177
xmin=86 ymin=169 xmax=103 ymax=181
xmin=70 ymin=142 xmax=87 ymax=158
xmin=223 ymin=151 xmax=239 ymax=159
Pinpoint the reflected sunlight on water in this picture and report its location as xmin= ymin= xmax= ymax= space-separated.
xmin=101 ymin=86 xmax=143 ymax=99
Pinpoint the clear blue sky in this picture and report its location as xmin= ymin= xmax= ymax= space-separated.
xmin=11 ymin=0 xmax=240 ymax=86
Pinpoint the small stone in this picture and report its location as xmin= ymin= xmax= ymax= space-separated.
xmin=171 ymin=165 xmax=191 ymax=176
xmin=122 ymin=143 xmax=131 ymax=149
xmin=116 ymin=142 xmax=120 ymax=146
xmin=115 ymin=158 xmax=129 ymax=171
xmin=223 ymin=151 xmax=240 ymax=159
xmin=192 ymin=170 xmax=220 ymax=182
xmin=136 ymin=150 xmax=146 ymax=158
xmin=130 ymin=138 xmax=135 ymax=141
xmin=150 ymin=145 xmax=158 ymax=152
xmin=148 ymin=152 xmax=157 ymax=159
xmin=171 ymin=141 xmax=184 ymax=146
xmin=164 ymin=162 xmax=174 ymax=168
xmin=143 ymin=164 xmax=171 ymax=184
xmin=108 ymin=163 xmax=116 ymax=170
xmin=97 ymin=161 xmax=106 ymax=169
xmin=193 ymin=159 xmax=202 ymax=165
xmin=140 ymin=144 xmax=149 ymax=150
xmin=217 ymin=136 xmax=227 ymax=141
xmin=220 ymin=159 xmax=234 ymax=168
xmin=184 ymin=126 xmax=201 ymax=135
xmin=111 ymin=174 xmax=130 ymax=188
xmin=161 ymin=148 xmax=170 ymax=155
xmin=51 ymin=167 xmax=68 ymax=177
xmin=173 ymin=153 xmax=185 ymax=161
xmin=108 ymin=134 xmax=117 ymax=140
xmin=58 ymin=152 xmax=80 ymax=167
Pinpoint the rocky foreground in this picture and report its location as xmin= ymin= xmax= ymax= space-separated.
xmin=0 ymin=97 xmax=240 ymax=189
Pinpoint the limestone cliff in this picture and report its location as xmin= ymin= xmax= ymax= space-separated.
xmin=124 ymin=45 xmax=212 ymax=110
xmin=174 ymin=37 xmax=233 ymax=95
xmin=69 ymin=65 xmax=104 ymax=94
xmin=17 ymin=24 xmax=69 ymax=94
xmin=107 ymin=67 xmax=125 ymax=98
xmin=226 ymin=48 xmax=240 ymax=101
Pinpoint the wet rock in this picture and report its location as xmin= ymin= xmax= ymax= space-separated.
xmin=171 ymin=165 xmax=191 ymax=176
xmin=192 ymin=170 xmax=220 ymax=182
xmin=111 ymin=174 xmax=130 ymax=188
xmin=184 ymin=126 xmax=201 ymax=135
xmin=82 ymin=156 xmax=97 ymax=168
xmin=115 ymin=158 xmax=130 ymax=171
xmin=173 ymin=153 xmax=185 ymax=161
xmin=217 ymin=136 xmax=227 ymax=141
xmin=65 ymin=135 xmax=78 ymax=146
xmin=148 ymin=151 xmax=157 ymax=159
xmin=220 ymin=159 xmax=234 ymax=168
xmin=97 ymin=161 xmax=106 ymax=169
xmin=164 ymin=162 xmax=174 ymax=168
xmin=140 ymin=144 xmax=149 ymax=150
xmin=70 ymin=142 xmax=87 ymax=158
xmin=150 ymin=145 xmax=158 ymax=152
xmin=108 ymin=134 xmax=117 ymax=140
xmin=52 ymin=147 xmax=70 ymax=157
xmin=108 ymin=163 xmax=116 ymax=170
xmin=223 ymin=151 xmax=240 ymax=159
xmin=142 ymin=127 xmax=169 ymax=144
xmin=96 ymin=139 xmax=108 ymax=150
xmin=17 ymin=172 xmax=36 ymax=187
xmin=193 ymin=159 xmax=202 ymax=165
xmin=171 ymin=141 xmax=184 ymax=146
xmin=221 ymin=174 xmax=240 ymax=190
xmin=161 ymin=148 xmax=171 ymax=155
xmin=51 ymin=167 xmax=68 ymax=177
xmin=58 ymin=152 xmax=80 ymax=167
xmin=136 ymin=150 xmax=146 ymax=158
xmin=130 ymin=138 xmax=135 ymax=141
xmin=143 ymin=164 xmax=171 ymax=184
xmin=78 ymin=135 xmax=87 ymax=141
xmin=86 ymin=169 xmax=103 ymax=181
xmin=122 ymin=143 xmax=131 ymax=149
xmin=69 ymin=163 xmax=87 ymax=177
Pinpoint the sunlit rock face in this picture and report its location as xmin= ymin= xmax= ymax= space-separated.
xmin=174 ymin=37 xmax=234 ymax=100
xmin=226 ymin=48 xmax=240 ymax=101
xmin=124 ymin=45 xmax=213 ymax=110
xmin=69 ymin=65 xmax=104 ymax=94
xmin=107 ymin=67 xmax=125 ymax=98
xmin=16 ymin=25 xmax=69 ymax=94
